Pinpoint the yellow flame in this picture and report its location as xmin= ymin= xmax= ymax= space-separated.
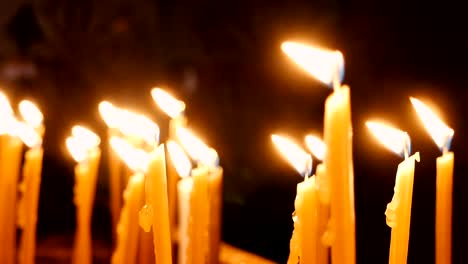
xmin=366 ymin=121 xmax=410 ymax=157
xmin=305 ymin=135 xmax=326 ymax=161
xmin=281 ymin=41 xmax=344 ymax=86
xmin=167 ymin=140 xmax=192 ymax=178
xmin=13 ymin=121 xmax=41 ymax=147
xmin=110 ymin=136 xmax=149 ymax=172
xmin=271 ymin=134 xmax=312 ymax=176
xmin=67 ymin=126 xmax=100 ymax=163
xmin=410 ymin=97 xmax=454 ymax=151
xmin=0 ymin=115 xmax=17 ymax=135
xmin=151 ymin=88 xmax=186 ymax=118
xmin=176 ymin=127 xmax=218 ymax=166
xmin=19 ymin=100 xmax=43 ymax=128
xmin=99 ymin=101 xmax=120 ymax=129
xmin=0 ymin=91 xmax=13 ymax=117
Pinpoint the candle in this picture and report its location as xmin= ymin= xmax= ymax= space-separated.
xmin=152 ymin=87 xmax=187 ymax=233
xmin=273 ymin=134 xmax=328 ymax=264
xmin=367 ymin=121 xmax=420 ymax=264
xmin=110 ymin=137 xmax=148 ymax=264
xmin=66 ymin=126 xmax=101 ymax=264
xmin=282 ymin=41 xmax=354 ymax=264
xmin=167 ymin=140 xmax=193 ymax=264
xmin=176 ymin=127 xmax=223 ymax=263
xmin=0 ymin=92 xmax=24 ymax=264
xmin=410 ymin=97 xmax=454 ymax=264
xmin=17 ymin=100 xmax=44 ymax=264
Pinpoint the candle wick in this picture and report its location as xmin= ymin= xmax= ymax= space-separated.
xmin=403 ymin=133 xmax=411 ymax=159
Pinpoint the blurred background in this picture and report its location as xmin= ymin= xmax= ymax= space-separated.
xmin=1 ymin=0 xmax=467 ymax=263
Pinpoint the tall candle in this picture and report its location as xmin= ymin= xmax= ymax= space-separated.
xmin=282 ymin=42 xmax=354 ymax=263
xmin=367 ymin=121 xmax=420 ymax=264
xmin=208 ymin=167 xmax=223 ymax=264
xmin=67 ymin=126 xmax=101 ymax=264
xmin=17 ymin=100 xmax=44 ymax=264
xmin=410 ymin=97 xmax=455 ymax=264
xmin=109 ymin=129 xmax=123 ymax=236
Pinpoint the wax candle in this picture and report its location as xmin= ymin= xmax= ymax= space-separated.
xmin=110 ymin=137 xmax=148 ymax=264
xmin=0 ymin=92 xmax=23 ymax=264
xmin=17 ymin=100 xmax=44 ymax=264
xmin=273 ymin=135 xmax=330 ymax=264
xmin=66 ymin=126 xmax=101 ymax=264
xmin=208 ymin=166 xmax=223 ymax=264
xmin=152 ymin=87 xmax=187 ymax=233
xmin=410 ymin=97 xmax=455 ymax=264
xmin=367 ymin=121 xmax=420 ymax=264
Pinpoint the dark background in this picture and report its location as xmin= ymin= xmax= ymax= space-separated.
xmin=1 ymin=0 xmax=467 ymax=263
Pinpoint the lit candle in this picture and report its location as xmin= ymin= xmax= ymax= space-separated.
xmin=272 ymin=134 xmax=325 ymax=264
xmin=152 ymin=87 xmax=187 ymax=233
xmin=282 ymin=41 xmax=355 ymax=264
xmin=0 ymin=92 xmax=24 ymax=264
xmin=177 ymin=127 xmax=223 ymax=264
xmin=66 ymin=126 xmax=101 ymax=264
xmin=410 ymin=97 xmax=454 ymax=264
xmin=305 ymin=134 xmax=330 ymax=264
xmin=367 ymin=121 xmax=420 ymax=264
xmin=110 ymin=137 xmax=148 ymax=264
xmin=17 ymin=100 xmax=44 ymax=264
xmin=167 ymin=140 xmax=192 ymax=264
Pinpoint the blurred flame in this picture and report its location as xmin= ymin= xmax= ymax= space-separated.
xmin=99 ymin=101 xmax=159 ymax=145
xmin=151 ymin=88 xmax=185 ymax=118
xmin=281 ymin=41 xmax=344 ymax=87
xmin=67 ymin=126 xmax=100 ymax=163
xmin=176 ymin=127 xmax=218 ymax=166
xmin=0 ymin=91 xmax=13 ymax=117
xmin=305 ymin=135 xmax=326 ymax=161
xmin=271 ymin=134 xmax=312 ymax=177
xmin=19 ymin=100 xmax=43 ymax=128
xmin=14 ymin=121 xmax=41 ymax=147
xmin=366 ymin=121 xmax=410 ymax=157
xmin=167 ymin=140 xmax=192 ymax=178
xmin=410 ymin=97 xmax=454 ymax=151
xmin=110 ymin=136 xmax=149 ymax=172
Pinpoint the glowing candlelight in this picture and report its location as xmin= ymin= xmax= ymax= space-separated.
xmin=410 ymin=97 xmax=454 ymax=264
xmin=151 ymin=88 xmax=186 ymax=118
xmin=305 ymin=135 xmax=326 ymax=161
xmin=176 ymin=127 xmax=218 ymax=167
xmin=19 ymin=100 xmax=43 ymax=130
xmin=272 ymin=134 xmax=312 ymax=177
xmin=367 ymin=121 xmax=419 ymax=264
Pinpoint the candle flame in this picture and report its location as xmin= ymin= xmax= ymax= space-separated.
xmin=110 ymin=136 xmax=149 ymax=172
xmin=151 ymin=88 xmax=186 ymax=118
xmin=410 ymin=97 xmax=454 ymax=152
xmin=366 ymin=121 xmax=411 ymax=157
xmin=167 ymin=140 xmax=192 ymax=178
xmin=281 ymin=41 xmax=344 ymax=87
xmin=99 ymin=101 xmax=159 ymax=145
xmin=271 ymin=134 xmax=312 ymax=177
xmin=66 ymin=126 xmax=100 ymax=163
xmin=14 ymin=121 xmax=41 ymax=147
xmin=19 ymin=100 xmax=43 ymax=128
xmin=0 ymin=91 xmax=13 ymax=117
xmin=176 ymin=127 xmax=218 ymax=166
xmin=305 ymin=135 xmax=326 ymax=161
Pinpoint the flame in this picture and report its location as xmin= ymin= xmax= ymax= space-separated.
xmin=151 ymin=88 xmax=185 ymax=118
xmin=99 ymin=101 xmax=159 ymax=145
xmin=19 ymin=100 xmax=43 ymax=128
xmin=281 ymin=41 xmax=344 ymax=87
xmin=110 ymin=137 xmax=149 ymax=172
xmin=67 ymin=126 xmax=100 ymax=163
xmin=366 ymin=121 xmax=410 ymax=157
xmin=305 ymin=135 xmax=326 ymax=161
xmin=176 ymin=127 xmax=218 ymax=166
xmin=99 ymin=101 xmax=120 ymax=129
xmin=271 ymin=134 xmax=312 ymax=176
xmin=167 ymin=140 xmax=192 ymax=178
xmin=0 ymin=91 xmax=13 ymax=117
xmin=410 ymin=97 xmax=454 ymax=151
xmin=14 ymin=121 xmax=41 ymax=147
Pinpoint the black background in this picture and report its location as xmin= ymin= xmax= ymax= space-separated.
xmin=0 ymin=0 xmax=467 ymax=263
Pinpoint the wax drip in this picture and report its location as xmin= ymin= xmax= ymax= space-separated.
xmin=138 ymin=204 xmax=153 ymax=232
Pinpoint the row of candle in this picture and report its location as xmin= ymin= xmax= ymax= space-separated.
xmin=0 ymin=87 xmax=223 ymax=264
xmin=273 ymin=41 xmax=454 ymax=264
